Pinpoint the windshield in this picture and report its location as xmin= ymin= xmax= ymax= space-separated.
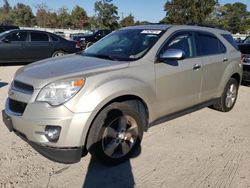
xmin=83 ymin=29 xmax=164 ymax=61
xmin=0 ymin=30 xmax=11 ymax=38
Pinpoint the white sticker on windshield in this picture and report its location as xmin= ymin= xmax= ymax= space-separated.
xmin=141 ymin=30 xmax=162 ymax=35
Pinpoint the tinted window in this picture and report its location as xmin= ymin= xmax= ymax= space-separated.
xmin=10 ymin=32 xmax=27 ymax=41
xmin=222 ymin=34 xmax=239 ymax=50
xmin=31 ymin=32 xmax=49 ymax=42
xmin=161 ymin=33 xmax=194 ymax=58
xmin=243 ymin=36 xmax=250 ymax=44
xmin=50 ymin=35 xmax=59 ymax=41
xmin=84 ymin=29 xmax=163 ymax=61
xmin=197 ymin=34 xmax=226 ymax=56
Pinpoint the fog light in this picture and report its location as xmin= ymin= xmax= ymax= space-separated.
xmin=45 ymin=126 xmax=61 ymax=142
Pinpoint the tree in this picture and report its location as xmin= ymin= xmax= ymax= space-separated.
xmin=120 ymin=14 xmax=135 ymax=27
xmin=2 ymin=0 xmax=11 ymax=13
xmin=135 ymin=20 xmax=151 ymax=25
xmin=57 ymin=7 xmax=71 ymax=29
xmin=71 ymin=5 xmax=90 ymax=29
xmin=222 ymin=3 xmax=249 ymax=33
xmin=207 ymin=2 xmax=250 ymax=33
xmin=93 ymin=0 xmax=119 ymax=30
xmin=162 ymin=0 xmax=217 ymax=24
xmin=12 ymin=3 xmax=36 ymax=27
xmin=35 ymin=3 xmax=51 ymax=27
xmin=0 ymin=0 xmax=13 ymax=24
xmin=46 ymin=12 xmax=58 ymax=28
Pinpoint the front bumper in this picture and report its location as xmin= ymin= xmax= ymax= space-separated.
xmin=2 ymin=99 xmax=91 ymax=164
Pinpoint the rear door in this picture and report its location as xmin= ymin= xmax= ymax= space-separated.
xmin=155 ymin=31 xmax=203 ymax=117
xmin=195 ymin=32 xmax=227 ymax=101
xmin=0 ymin=31 xmax=28 ymax=62
xmin=26 ymin=32 xmax=53 ymax=61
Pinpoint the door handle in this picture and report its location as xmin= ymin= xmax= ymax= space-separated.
xmin=193 ymin=64 xmax=201 ymax=70
xmin=223 ymin=57 xmax=228 ymax=62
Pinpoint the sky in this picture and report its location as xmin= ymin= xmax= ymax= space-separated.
xmin=1 ymin=0 xmax=250 ymax=23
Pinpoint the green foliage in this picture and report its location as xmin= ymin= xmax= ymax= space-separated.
xmin=120 ymin=14 xmax=135 ymax=27
xmin=71 ymin=6 xmax=90 ymax=29
xmin=93 ymin=0 xmax=119 ymax=30
xmin=1 ymin=0 xmax=250 ymax=34
xmin=163 ymin=0 xmax=217 ymax=24
xmin=57 ymin=7 xmax=71 ymax=29
xmin=0 ymin=0 xmax=13 ymax=24
xmin=12 ymin=3 xmax=35 ymax=26
xmin=208 ymin=2 xmax=250 ymax=33
xmin=35 ymin=3 xmax=51 ymax=28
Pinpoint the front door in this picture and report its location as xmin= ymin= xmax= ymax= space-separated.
xmin=0 ymin=31 xmax=28 ymax=62
xmin=155 ymin=32 xmax=203 ymax=117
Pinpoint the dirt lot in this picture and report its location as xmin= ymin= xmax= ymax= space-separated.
xmin=0 ymin=65 xmax=250 ymax=188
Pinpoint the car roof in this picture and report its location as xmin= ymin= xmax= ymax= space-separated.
xmin=120 ymin=24 xmax=230 ymax=35
xmin=7 ymin=29 xmax=53 ymax=33
xmin=121 ymin=24 xmax=172 ymax=31
xmin=1 ymin=29 xmax=66 ymax=40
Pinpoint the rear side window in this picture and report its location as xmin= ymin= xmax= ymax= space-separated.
xmin=50 ymin=35 xmax=59 ymax=41
xmin=197 ymin=33 xmax=226 ymax=56
xmin=31 ymin=32 xmax=49 ymax=42
xmin=222 ymin=34 xmax=239 ymax=50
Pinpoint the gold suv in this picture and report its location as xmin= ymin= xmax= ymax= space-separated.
xmin=2 ymin=25 xmax=242 ymax=165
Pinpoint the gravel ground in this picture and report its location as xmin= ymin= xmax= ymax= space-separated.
xmin=0 ymin=65 xmax=250 ymax=188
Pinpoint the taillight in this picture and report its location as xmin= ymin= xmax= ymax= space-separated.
xmin=75 ymin=40 xmax=81 ymax=49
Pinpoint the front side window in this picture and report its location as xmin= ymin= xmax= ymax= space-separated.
xmin=83 ymin=29 xmax=164 ymax=61
xmin=31 ymin=32 xmax=49 ymax=42
xmin=160 ymin=33 xmax=194 ymax=58
xmin=197 ymin=34 xmax=226 ymax=56
xmin=9 ymin=32 xmax=27 ymax=42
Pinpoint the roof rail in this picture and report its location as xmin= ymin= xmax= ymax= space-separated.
xmin=186 ymin=23 xmax=225 ymax=30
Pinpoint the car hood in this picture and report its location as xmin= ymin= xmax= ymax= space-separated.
xmin=15 ymin=54 xmax=129 ymax=89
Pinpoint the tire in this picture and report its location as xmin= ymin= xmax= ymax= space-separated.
xmin=87 ymin=102 xmax=143 ymax=165
xmin=52 ymin=50 xmax=65 ymax=57
xmin=213 ymin=78 xmax=239 ymax=112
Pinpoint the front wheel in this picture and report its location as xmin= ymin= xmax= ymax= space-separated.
xmin=213 ymin=78 xmax=239 ymax=112
xmin=87 ymin=103 xmax=143 ymax=165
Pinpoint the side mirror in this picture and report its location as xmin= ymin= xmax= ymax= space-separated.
xmin=159 ymin=49 xmax=185 ymax=61
xmin=2 ymin=38 xmax=10 ymax=43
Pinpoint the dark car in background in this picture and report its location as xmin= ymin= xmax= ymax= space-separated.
xmin=76 ymin=29 xmax=112 ymax=48
xmin=0 ymin=25 xmax=19 ymax=33
xmin=0 ymin=29 xmax=81 ymax=64
xmin=238 ymin=37 xmax=250 ymax=82
xmin=53 ymin=31 xmax=66 ymax=38
xmin=70 ymin=33 xmax=85 ymax=41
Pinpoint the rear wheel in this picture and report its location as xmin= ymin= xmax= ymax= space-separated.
xmin=213 ymin=78 xmax=239 ymax=112
xmin=52 ymin=50 xmax=65 ymax=57
xmin=87 ymin=103 xmax=143 ymax=165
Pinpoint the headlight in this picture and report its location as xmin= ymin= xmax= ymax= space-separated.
xmin=36 ymin=78 xmax=85 ymax=106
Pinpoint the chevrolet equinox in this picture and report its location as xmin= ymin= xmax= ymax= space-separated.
xmin=2 ymin=25 xmax=242 ymax=165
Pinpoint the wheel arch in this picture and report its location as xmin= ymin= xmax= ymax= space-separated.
xmin=84 ymin=94 xmax=149 ymax=150
xmin=51 ymin=49 xmax=65 ymax=57
xmin=231 ymin=73 xmax=241 ymax=86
